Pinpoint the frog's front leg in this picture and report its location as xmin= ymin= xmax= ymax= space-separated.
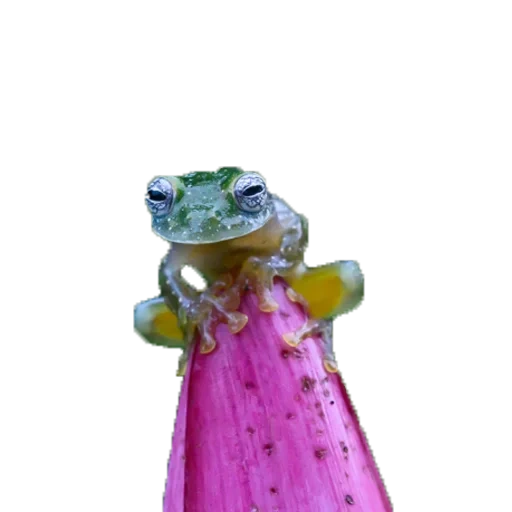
xmin=192 ymin=280 xmax=249 ymax=353
xmin=235 ymin=255 xmax=280 ymax=312
xmin=236 ymin=213 xmax=308 ymax=312
xmin=160 ymin=252 xmax=248 ymax=355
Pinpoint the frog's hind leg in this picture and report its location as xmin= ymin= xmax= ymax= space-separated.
xmin=283 ymin=316 xmax=337 ymax=373
xmin=283 ymin=260 xmax=364 ymax=372
xmin=283 ymin=286 xmax=338 ymax=373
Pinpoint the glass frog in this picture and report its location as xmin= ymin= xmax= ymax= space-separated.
xmin=134 ymin=167 xmax=364 ymax=374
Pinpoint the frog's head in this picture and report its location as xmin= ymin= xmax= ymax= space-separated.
xmin=145 ymin=167 xmax=275 ymax=244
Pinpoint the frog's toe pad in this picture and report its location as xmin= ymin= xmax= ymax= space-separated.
xmin=282 ymin=332 xmax=301 ymax=347
xmin=323 ymin=358 xmax=338 ymax=373
xmin=286 ymin=287 xmax=300 ymax=303
xmin=200 ymin=340 xmax=217 ymax=354
xmin=228 ymin=312 xmax=249 ymax=334
xmin=259 ymin=296 xmax=279 ymax=313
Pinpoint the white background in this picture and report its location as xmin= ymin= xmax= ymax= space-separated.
xmin=1 ymin=1 xmax=511 ymax=511
xmin=368 ymin=256 xmax=512 ymax=313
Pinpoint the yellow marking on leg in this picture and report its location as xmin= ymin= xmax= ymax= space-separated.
xmin=288 ymin=261 xmax=364 ymax=320
xmin=152 ymin=306 xmax=183 ymax=340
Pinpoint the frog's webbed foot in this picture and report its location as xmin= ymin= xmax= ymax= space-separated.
xmin=283 ymin=316 xmax=338 ymax=373
xmin=183 ymin=274 xmax=248 ymax=354
xmin=235 ymin=256 xmax=281 ymax=312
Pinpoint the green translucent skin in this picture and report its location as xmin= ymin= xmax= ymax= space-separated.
xmin=152 ymin=167 xmax=275 ymax=244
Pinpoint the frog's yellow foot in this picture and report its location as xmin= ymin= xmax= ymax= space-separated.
xmin=283 ymin=317 xmax=338 ymax=373
xmin=237 ymin=257 xmax=279 ymax=312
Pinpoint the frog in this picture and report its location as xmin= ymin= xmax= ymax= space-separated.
xmin=134 ymin=167 xmax=364 ymax=375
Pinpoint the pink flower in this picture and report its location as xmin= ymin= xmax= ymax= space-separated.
xmin=164 ymin=279 xmax=392 ymax=511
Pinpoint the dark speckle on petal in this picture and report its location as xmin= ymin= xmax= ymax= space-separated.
xmin=293 ymin=349 xmax=304 ymax=359
xmin=301 ymin=376 xmax=316 ymax=392
xmin=315 ymin=448 xmax=328 ymax=460
xmin=345 ymin=495 xmax=355 ymax=505
xmin=263 ymin=443 xmax=274 ymax=456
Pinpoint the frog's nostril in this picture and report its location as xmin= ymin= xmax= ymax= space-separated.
xmin=243 ymin=185 xmax=264 ymax=197
xmin=148 ymin=190 xmax=167 ymax=201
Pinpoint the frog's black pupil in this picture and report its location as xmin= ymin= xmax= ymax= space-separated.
xmin=243 ymin=185 xmax=264 ymax=197
xmin=148 ymin=190 xmax=167 ymax=201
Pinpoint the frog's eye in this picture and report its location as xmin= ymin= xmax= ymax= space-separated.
xmin=146 ymin=177 xmax=174 ymax=216
xmin=234 ymin=173 xmax=268 ymax=213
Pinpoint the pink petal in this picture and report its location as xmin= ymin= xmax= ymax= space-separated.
xmin=164 ymin=279 xmax=392 ymax=511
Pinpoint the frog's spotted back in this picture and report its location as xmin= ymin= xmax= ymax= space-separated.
xmin=180 ymin=167 xmax=242 ymax=190
xmin=150 ymin=167 xmax=275 ymax=244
